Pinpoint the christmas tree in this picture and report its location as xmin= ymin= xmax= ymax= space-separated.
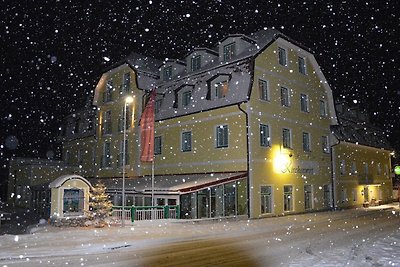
xmin=89 ymin=182 xmax=113 ymax=227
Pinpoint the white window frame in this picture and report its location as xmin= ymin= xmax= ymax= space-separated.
xmin=258 ymin=79 xmax=270 ymax=101
xmin=283 ymin=185 xmax=293 ymax=212
xmin=260 ymin=124 xmax=271 ymax=147
xmin=216 ymin=125 xmax=229 ymax=148
xmin=300 ymin=93 xmax=309 ymax=112
xmin=322 ymin=136 xmax=330 ymax=153
xmin=282 ymin=128 xmax=292 ymax=149
xmin=302 ymin=132 xmax=311 ymax=152
xmin=181 ymin=131 xmax=192 ymax=152
xmin=260 ymin=185 xmax=273 ymax=214
xmin=281 ymin=86 xmax=290 ymax=107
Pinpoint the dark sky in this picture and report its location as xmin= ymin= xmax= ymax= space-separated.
xmin=1 ymin=0 xmax=399 ymax=169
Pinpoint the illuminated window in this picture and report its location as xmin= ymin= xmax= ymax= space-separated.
xmin=259 ymin=79 xmax=269 ymax=101
xmin=260 ymin=186 xmax=272 ymax=214
xmin=283 ymin=185 xmax=293 ymax=212
xmin=215 ymin=81 xmax=229 ymax=99
xmin=223 ymin=42 xmax=235 ymax=61
xmin=63 ymin=189 xmax=84 ymax=215
xmin=278 ymin=47 xmax=287 ymax=66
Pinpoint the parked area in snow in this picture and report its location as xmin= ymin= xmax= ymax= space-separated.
xmin=0 ymin=203 xmax=399 ymax=266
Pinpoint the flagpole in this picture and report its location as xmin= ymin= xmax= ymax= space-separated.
xmin=151 ymin=156 xmax=155 ymax=207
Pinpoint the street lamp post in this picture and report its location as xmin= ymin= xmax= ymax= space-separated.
xmin=122 ymin=95 xmax=134 ymax=227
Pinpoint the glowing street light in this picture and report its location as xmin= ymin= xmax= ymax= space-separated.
xmin=122 ymin=95 xmax=134 ymax=227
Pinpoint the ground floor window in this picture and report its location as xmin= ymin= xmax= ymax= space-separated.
xmin=304 ymin=185 xmax=313 ymax=210
xmin=63 ymin=189 xmax=84 ymax=215
xmin=181 ymin=178 xmax=247 ymax=219
xmin=260 ymin=185 xmax=272 ymax=214
xmin=323 ymin=184 xmax=332 ymax=208
xmin=283 ymin=185 xmax=293 ymax=212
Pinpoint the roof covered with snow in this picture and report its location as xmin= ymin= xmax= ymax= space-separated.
xmin=49 ymin=174 xmax=92 ymax=189
xmin=331 ymin=102 xmax=391 ymax=150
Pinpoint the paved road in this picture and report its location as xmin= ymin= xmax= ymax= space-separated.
xmin=1 ymin=205 xmax=399 ymax=266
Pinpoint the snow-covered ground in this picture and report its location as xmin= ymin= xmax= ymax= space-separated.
xmin=0 ymin=203 xmax=399 ymax=266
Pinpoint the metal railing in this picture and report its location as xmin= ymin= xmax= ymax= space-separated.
xmin=112 ymin=205 xmax=180 ymax=223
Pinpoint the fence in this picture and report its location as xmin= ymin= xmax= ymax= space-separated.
xmin=112 ymin=205 xmax=180 ymax=223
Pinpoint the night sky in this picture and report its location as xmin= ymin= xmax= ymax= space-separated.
xmin=1 ymin=1 xmax=399 ymax=181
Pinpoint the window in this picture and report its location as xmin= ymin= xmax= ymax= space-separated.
xmin=77 ymin=149 xmax=84 ymax=165
xmin=282 ymin=128 xmax=292 ymax=149
xmin=300 ymin=94 xmax=309 ymax=112
xmin=163 ymin=66 xmax=172 ymax=81
xmin=352 ymin=189 xmax=357 ymax=202
xmin=281 ymin=87 xmax=290 ymax=107
xmin=341 ymin=189 xmax=347 ymax=203
xmin=377 ymin=163 xmax=382 ymax=175
xmin=216 ymin=125 xmax=228 ymax=148
xmin=363 ymin=162 xmax=369 ymax=175
xmin=155 ymin=99 xmax=162 ymax=114
xmin=320 ymin=100 xmax=327 ymax=117
xmin=191 ymin=55 xmax=201 ymax=72
xmin=283 ymin=185 xmax=293 ymax=212
xmin=215 ymin=81 xmax=228 ymax=99
xmin=298 ymin=56 xmax=306 ymax=74
xmin=65 ymin=150 xmax=70 ymax=165
xmin=260 ymin=124 xmax=271 ymax=147
xmin=103 ymin=80 xmax=113 ymax=102
xmin=260 ymin=186 xmax=272 ymax=214
xmin=302 ymin=132 xmax=311 ymax=152
xmin=102 ymin=141 xmax=111 ymax=168
xmin=278 ymin=47 xmax=287 ymax=66
xmin=154 ymin=136 xmax=162 ymax=155
xmin=118 ymin=140 xmax=129 ymax=167
xmin=121 ymin=72 xmax=130 ymax=94
xmin=340 ymin=160 xmax=346 ymax=175
xmin=351 ymin=161 xmax=357 ymax=175
xmin=63 ymin=189 xmax=84 ymax=215
xmin=384 ymin=164 xmax=389 ymax=176
xmin=223 ymin=42 xmax=235 ymax=61
xmin=102 ymin=110 xmax=112 ymax=135
xmin=182 ymin=90 xmax=192 ymax=107
xmin=321 ymin=136 xmax=329 ymax=153
xmin=304 ymin=185 xmax=313 ymax=210
xmin=118 ymin=105 xmax=132 ymax=132
xmin=181 ymin=131 xmax=192 ymax=152
xmin=259 ymin=79 xmax=269 ymax=101
xmin=323 ymin=184 xmax=332 ymax=208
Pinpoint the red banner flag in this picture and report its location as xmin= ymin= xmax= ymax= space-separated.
xmin=140 ymin=90 xmax=156 ymax=162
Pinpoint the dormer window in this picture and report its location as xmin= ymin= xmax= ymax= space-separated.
xmin=215 ymin=81 xmax=228 ymax=99
xmin=155 ymin=98 xmax=162 ymax=114
xmin=191 ymin=55 xmax=201 ymax=72
xmin=223 ymin=42 xmax=235 ymax=61
xmin=163 ymin=66 xmax=172 ymax=81
xmin=182 ymin=90 xmax=192 ymax=107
